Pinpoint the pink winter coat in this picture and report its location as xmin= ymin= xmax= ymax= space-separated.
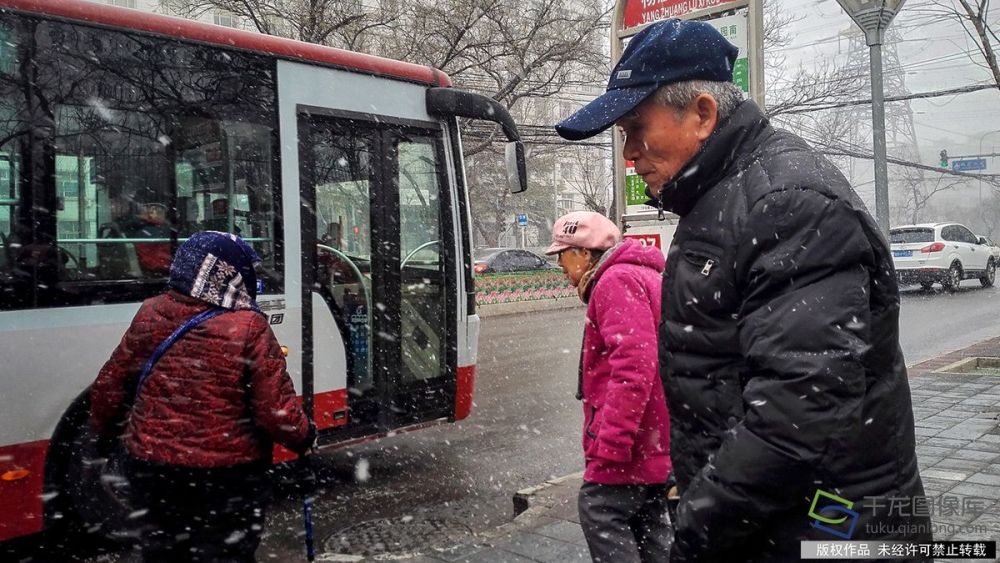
xmin=580 ymin=239 xmax=671 ymax=485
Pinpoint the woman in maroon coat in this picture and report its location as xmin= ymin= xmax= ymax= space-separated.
xmin=90 ymin=231 xmax=314 ymax=563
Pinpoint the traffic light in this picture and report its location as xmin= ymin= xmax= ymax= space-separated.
xmin=940 ymin=149 xmax=949 ymax=168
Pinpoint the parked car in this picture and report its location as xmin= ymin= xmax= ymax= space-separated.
xmin=889 ymin=222 xmax=997 ymax=291
xmin=473 ymin=248 xmax=557 ymax=274
xmin=980 ymin=235 xmax=1000 ymax=264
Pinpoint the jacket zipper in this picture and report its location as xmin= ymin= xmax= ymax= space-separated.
xmin=585 ymin=405 xmax=597 ymax=439
xmin=701 ymin=259 xmax=715 ymax=276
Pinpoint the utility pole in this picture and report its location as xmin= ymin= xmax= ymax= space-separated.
xmin=978 ymin=131 xmax=1000 ymax=207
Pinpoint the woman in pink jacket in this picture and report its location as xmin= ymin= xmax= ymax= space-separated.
xmin=546 ymin=211 xmax=672 ymax=563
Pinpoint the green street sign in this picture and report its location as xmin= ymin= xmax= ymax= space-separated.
xmin=733 ymin=58 xmax=749 ymax=92
xmin=625 ymin=174 xmax=648 ymax=206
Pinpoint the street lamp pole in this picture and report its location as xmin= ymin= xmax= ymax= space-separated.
xmin=978 ymin=130 xmax=1000 ymax=206
xmin=869 ymin=41 xmax=890 ymax=237
xmin=836 ymin=0 xmax=907 ymax=238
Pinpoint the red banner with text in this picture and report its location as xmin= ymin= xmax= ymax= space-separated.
xmin=622 ymin=0 xmax=741 ymax=30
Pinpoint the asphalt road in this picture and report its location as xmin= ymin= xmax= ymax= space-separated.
xmin=17 ymin=278 xmax=1000 ymax=561
xmin=898 ymin=280 xmax=1000 ymax=364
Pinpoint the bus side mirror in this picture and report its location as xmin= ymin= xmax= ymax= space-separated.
xmin=505 ymin=141 xmax=527 ymax=194
xmin=426 ymin=87 xmax=529 ymax=194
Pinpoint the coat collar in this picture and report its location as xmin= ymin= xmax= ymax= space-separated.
xmin=646 ymin=100 xmax=773 ymax=217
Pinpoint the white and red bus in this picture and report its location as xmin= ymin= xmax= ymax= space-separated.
xmin=0 ymin=0 xmax=527 ymax=545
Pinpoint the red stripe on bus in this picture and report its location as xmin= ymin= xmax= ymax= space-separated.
xmin=272 ymin=388 xmax=349 ymax=463
xmin=313 ymin=388 xmax=349 ymax=431
xmin=455 ymin=365 xmax=476 ymax=421
xmin=0 ymin=440 xmax=47 ymax=541
xmin=0 ymin=0 xmax=452 ymax=87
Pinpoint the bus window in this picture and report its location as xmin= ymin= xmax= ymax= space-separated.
xmin=308 ymin=119 xmax=376 ymax=395
xmin=398 ymin=138 xmax=447 ymax=386
xmin=0 ymin=19 xmax=26 ymax=308
xmin=0 ymin=14 xmax=282 ymax=310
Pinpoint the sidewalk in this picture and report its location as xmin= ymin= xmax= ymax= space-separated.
xmin=430 ymin=337 xmax=1000 ymax=562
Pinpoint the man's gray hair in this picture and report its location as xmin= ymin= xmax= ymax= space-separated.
xmin=652 ymin=80 xmax=745 ymax=121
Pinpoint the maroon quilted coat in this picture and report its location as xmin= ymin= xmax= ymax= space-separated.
xmin=90 ymin=291 xmax=310 ymax=467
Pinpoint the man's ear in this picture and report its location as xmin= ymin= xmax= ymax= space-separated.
xmin=691 ymin=93 xmax=719 ymax=142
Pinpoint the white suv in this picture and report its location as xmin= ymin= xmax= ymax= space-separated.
xmin=889 ymin=223 xmax=997 ymax=291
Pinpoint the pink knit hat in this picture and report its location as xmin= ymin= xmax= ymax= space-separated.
xmin=545 ymin=211 xmax=622 ymax=255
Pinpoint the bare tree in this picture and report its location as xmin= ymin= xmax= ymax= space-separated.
xmin=160 ymin=0 xmax=398 ymax=45
xmin=908 ymin=0 xmax=1000 ymax=91
xmin=762 ymin=0 xmax=867 ymax=116
xmin=978 ymin=190 xmax=1000 ymax=238
xmin=894 ymin=171 xmax=967 ymax=224
xmin=563 ymin=149 xmax=611 ymax=214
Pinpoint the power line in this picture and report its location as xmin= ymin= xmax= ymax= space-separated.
xmin=775 ymin=117 xmax=1000 ymax=183
xmin=782 ymin=83 xmax=997 ymax=114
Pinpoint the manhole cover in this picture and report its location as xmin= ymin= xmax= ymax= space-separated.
xmin=323 ymin=517 xmax=473 ymax=557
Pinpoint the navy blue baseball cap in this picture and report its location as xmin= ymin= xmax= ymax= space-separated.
xmin=555 ymin=19 xmax=739 ymax=141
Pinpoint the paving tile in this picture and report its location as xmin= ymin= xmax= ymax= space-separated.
xmin=921 ymin=482 xmax=959 ymax=498
xmin=916 ymin=445 xmax=958 ymax=458
xmin=430 ymin=542 xmax=497 ymax=562
xmin=530 ymin=521 xmax=586 ymax=545
xmin=396 ymin=555 xmax=452 ymax=563
xmin=542 ymin=499 xmax=580 ymax=523
xmin=932 ymin=458 xmax=990 ymax=472
xmin=936 ymin=421 xmax=996 ymax=441
xmin=961 ymin=440 xmax=1000 ymax=454
xmin=964 ymin=473 xmax=1000 ymax=488
xmin=922 ymin=437 xmax=971 ymax=449
xmin=959 ymin=398 xmax=1000 ymax=408
xmin=918 ymin=457 xmax=942 ymax=470
xmin=979 ymin=464 xmax=1000 ymax=476
xmin=933 ymin=410 xmax=978 ymax=420
xmin=916 ymin=418 xmax=960 ymax=430
xmin=968 ymin=514 xmax=1000 ymax=534
xmin=456 ymin=547 xmax=538 ymax=563
xmin=947 ymin=483 xmax=1000 ymax=501
xmin=949 ymin=449 xmax=1000 ymax=463
xmin=922 ymin=468 xmax=974 ymax=482
xmin=930 ymin=512 xmax=981 ymax=529
xmin=493 ymin=532 xmax=589 ymax=562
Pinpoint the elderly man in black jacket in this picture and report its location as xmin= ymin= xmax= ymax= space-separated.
xmin=556 ymin=19 xmax=931 ymax=562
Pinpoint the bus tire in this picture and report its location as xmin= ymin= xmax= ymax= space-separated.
xmin=44 ymin=389 xmax=134 ymax=552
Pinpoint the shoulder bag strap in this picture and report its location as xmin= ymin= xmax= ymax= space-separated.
xmin=133 ymin=307 xmax=229 ymax=400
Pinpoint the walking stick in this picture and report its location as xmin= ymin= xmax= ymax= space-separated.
xmin=298 ymin=441 xmax=317 ymax=562
xmin=302 ymin=457 xmax=316 ymax=563
xmin=301 ymin=363 xmax=317 ymax=562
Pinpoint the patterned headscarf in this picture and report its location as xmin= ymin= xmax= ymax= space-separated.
xmin=169 ymin=231 xmax=262 ymax=311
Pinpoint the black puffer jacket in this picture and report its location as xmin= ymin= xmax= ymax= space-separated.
xmin=655 ymin=101 xmax=931 ymax=562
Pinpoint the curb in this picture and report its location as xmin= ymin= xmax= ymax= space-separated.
xmin=477 ymin=296 xmax=583 ymax=318
xmin=511 ymin=471 xmax=584 ymax=517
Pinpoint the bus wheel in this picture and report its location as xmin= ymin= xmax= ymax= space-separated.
xmin=46 ymin=391 xmax=136 ymax=551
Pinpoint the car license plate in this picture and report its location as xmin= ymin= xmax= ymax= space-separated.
xmin=893 ymin=250 xmax=912 ymax=258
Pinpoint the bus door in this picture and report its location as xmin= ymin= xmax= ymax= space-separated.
xmin=298 ymin=111 xmax=455 ymax=435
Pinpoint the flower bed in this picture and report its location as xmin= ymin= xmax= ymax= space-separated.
xmin=474 ymin=270 xmax=576 ymax=305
